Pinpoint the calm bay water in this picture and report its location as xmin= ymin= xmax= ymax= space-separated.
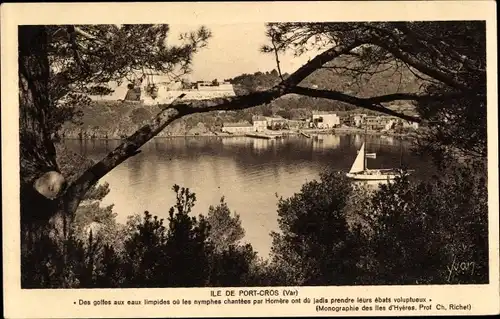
xmin=64 ymin=134 xmax=434 ymax=257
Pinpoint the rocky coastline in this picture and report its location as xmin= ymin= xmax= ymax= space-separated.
xmin=60 ymin=127 xmax=417 ymax=141
xmin=59 ymin=100 xmax=418 ymax=142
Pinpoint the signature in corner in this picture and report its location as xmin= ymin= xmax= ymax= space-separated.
xmin=446 ymin=255 xmax=476 ymax=282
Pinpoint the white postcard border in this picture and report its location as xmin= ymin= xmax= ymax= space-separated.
xmin=2 ymin=1 xmax=499 ymax=318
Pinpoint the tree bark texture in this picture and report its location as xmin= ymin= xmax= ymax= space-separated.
xmin=19 ymin=26 xmax=56 ymax=216
xmin=19 ymin=26 xmax=58 ymax=184
xmin=19 ymin=26 xmax=69 ymax=252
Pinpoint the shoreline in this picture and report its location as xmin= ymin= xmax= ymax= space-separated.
xmin=60 ymin=128 xmax=417 ymax=141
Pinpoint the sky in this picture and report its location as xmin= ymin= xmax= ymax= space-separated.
xmin=167 ymin=23 xmax=318 ymax=81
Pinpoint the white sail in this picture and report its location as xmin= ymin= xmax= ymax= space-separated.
xmin=349 ymin=142 xmax=365 ymax=173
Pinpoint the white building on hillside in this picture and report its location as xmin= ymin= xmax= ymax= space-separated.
xmin=252 ymin=116 xmax=267 ymax=132
xmin=402 ymin=120 xmax=420 ymax=130
xmin=352 ymin=114 xmax=367 ymax=127
xmin=311 ymin=111 xmax=340 ymax=129
xmin=90 ymin=73 xmax=236 ymax=105
xmin=222 ymin=122 xmax=254 ymax=134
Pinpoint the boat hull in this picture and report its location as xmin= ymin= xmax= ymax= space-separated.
xmin=245 ymin=133 xmax=276 ymax=139
xmin=346 ymin=171 xmax=398 ymax=181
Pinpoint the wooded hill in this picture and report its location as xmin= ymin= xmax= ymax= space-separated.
xmin=61 ymin=60 xmax=421 ymax=139
xmin=226 ymin=56 xmax=422 ymax=116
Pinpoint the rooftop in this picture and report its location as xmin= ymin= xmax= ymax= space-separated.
xmin=335 ymin=111 xmax=353 ymax=117
xmin=312 ymin=110 xmax=338 ymax=115
xmin=223 ymin=121 xmax=253 ymax=127
xmin=252 ymin=115 xmax=267 ymax=121
xmin=265 ymin=116 xmax=286 ymax=121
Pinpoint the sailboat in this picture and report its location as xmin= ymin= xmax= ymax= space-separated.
xmin=346 ymin=142 xmax=399 ymax=181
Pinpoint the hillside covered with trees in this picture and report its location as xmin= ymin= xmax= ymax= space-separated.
xmin=60 ymin=61 xmax=421 ymax=139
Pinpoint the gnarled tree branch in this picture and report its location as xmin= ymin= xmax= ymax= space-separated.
xmin=289 ymin=86 xmax=421 ymax=123
xmin=368 ymin=36 xmax=468 ymax=91
xmin=61 ymin=38 xmax=366 ymax=215
xmin=33 ymin=26 xmax=477 ymax=233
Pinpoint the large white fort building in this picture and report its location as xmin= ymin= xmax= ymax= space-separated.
xmin=90 ymin=73 xmax=236 ymax=105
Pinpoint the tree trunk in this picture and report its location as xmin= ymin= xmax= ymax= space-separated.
xmin=19 ymin=26 xmax=69 ymax=249
xmin=19 ymin=26 xmax=57 ymax=185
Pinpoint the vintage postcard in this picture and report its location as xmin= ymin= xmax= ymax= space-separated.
xmin=2 ymin=1 xmax=499 ymax=318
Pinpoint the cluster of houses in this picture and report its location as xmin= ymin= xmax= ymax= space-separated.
xmin=349 ymin=113 xmax=420 ymax=130
xmin=310 ymin=111 xmax=419 ymax=131
xmin=222 ymin=111 xmax=419 ymax=134
xmin=221 ymin=116 xmax=294 ymax=134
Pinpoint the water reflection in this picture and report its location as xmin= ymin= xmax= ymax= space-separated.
xmin=252 ymin=138 xmax=273 ymax=153
xmin=64 ymin=135 xmax=433 ymax=257
xmin=221 ymin=136 xmax=252 ymax=147
xmin=353 ymin=134 xmax=363 ymax=148
xmin=312 ymin=135 xmax=340 ymax=151
xmin=380 ymin=135 xmax=395 ymax=145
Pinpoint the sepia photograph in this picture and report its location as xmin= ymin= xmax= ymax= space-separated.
xmin=2 ymin=1 xmax=499 ymax=318
xmin=18 ymin=19 xmax=490 ymax=288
